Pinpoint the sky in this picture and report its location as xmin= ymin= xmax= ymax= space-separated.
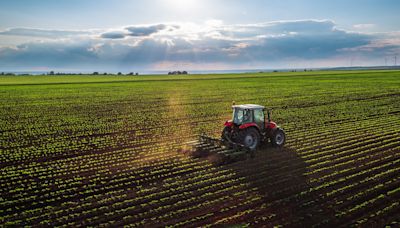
xmin=0 ymin=0 xmax=399 ymax=72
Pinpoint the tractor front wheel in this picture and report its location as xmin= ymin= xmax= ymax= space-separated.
xmin=239 ymin=128 xmax=260 ymax=151
xmin=221 ymin=126 xmax=231 ymax=141
xmin=271 ymin=128 xmax=286 ymax=147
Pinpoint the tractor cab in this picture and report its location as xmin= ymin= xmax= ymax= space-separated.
xmin=232 ymin=104 xmax=266 ymax=129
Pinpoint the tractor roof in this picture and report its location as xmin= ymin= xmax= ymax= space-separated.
xmin=232 ymin=104 xmax=265 ymax=110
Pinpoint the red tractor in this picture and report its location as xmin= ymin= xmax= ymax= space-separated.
xmin=180 ymin=104 xmax=286 ymax=164
xmin=221 ymin=104 xmax=286 ymax=151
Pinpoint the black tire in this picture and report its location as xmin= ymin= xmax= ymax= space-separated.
xmin=221 ymin=126 xmax=231 ymax=141
xmin=271 ymin=128 xmax=286 ymax=147
xmin=239 ymin=128 xmax=260 ymax=151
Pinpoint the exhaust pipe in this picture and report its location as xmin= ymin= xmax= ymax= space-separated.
xmin=267 ymin=109 xmax=271 ymax=123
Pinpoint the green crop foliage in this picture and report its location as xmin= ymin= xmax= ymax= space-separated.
xmin=1 ymin=70 xmax=399 ymax=227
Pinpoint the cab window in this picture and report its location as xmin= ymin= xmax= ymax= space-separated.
xmin=234 ymin=109 xmax=244 ymax=124
xmin=242 ymin=109 xmax=252 ymax=123
xmin=254 ymin=109 xmax=264 ymax=123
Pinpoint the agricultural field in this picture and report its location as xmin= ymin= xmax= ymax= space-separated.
xmin=1 ymin=70 xmax=400 ymax=227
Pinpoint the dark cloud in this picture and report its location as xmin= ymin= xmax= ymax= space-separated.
xmin=100 ymin=31 xmax=126 ymax=39
xmin=100 ymin=24 xmax=178 ymax=39
xmin=243 ymin=30 xmax=371 ymax=60
xmin=0 ymin=41 xmax=98 ymax=68
xmin=125 ymin=24 xmax=167 ymax=37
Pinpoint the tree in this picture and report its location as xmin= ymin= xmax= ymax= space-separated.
xmin=49 ymin=71 xmax=55 ymax=75
xmin=93 ymin=72 xmax=99 ymax=75
xmin=117 ymin=72 xmax=122 ymax=75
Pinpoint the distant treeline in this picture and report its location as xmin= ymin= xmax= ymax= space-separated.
xmin=168 ymin=71 xmax=188 ymax=75
xmin=50 ymin=71 xmax=141 ymax=76
xmin=0 ymin=72 xmax=21 ymax=76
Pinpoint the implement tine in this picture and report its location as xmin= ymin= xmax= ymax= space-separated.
xmin=181 ymin=133 xmax=253 ymax=163
xmin=199 ymin=134 xmax=223 ymax=147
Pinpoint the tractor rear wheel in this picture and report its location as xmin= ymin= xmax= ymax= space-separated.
xmin=239 ymin=128 xmax=260 ymax=151
xmin=271 ymin=128 xmax=286 ymax=147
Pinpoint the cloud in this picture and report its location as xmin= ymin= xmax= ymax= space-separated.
xmin=100 ymin=24 xmax=178 ymax=39
xmin=100 ymin=31 xmax=126 ymax=39
xmin=260 ymin=19 xmax=336 ymax=34
xmin=353 ymin=24 xmax=375 ymax=29
xmin=0 ymin=20 xmax=399 ymax=71
xmin=125 ymin=24 xmax=167 ymax=36
xmin=0 ymin=41 xmax=98 ymax=68
xmin=0 ymin=28 xmax=91 ymax=38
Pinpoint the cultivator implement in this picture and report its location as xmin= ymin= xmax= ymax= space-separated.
xmin=179 ymin=134 xmax=253 ymax=165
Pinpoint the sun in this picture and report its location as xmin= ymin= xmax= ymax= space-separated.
xmin=163 ymin=0 xmax=199 ymax=11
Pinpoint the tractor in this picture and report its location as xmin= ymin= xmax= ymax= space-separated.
xmin=180 ymin=104 xmax=286 ymax=164
xmin=221 ymin=104 xmax=286 ymax=151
